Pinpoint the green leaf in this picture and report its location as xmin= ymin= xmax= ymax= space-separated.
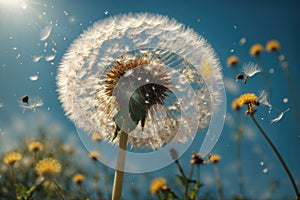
xmin=176 ymin=175 xmax=184 ymax=185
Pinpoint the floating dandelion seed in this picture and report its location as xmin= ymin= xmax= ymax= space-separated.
xmin=258 ymin=90 xmax=272 ymax=108
xmin=57 ymin=13 xmax=224 ymax=150
xmin=242 ymin=62 xmax=261 ymax=84
xmin=271 ymin=108 xmax=289 ymax=124
xmin=29 ymin=74 xmax=39 ymax=81
xmin=0 ymin=101 xmax=3 ymax=108
xmin=44 ymin=54 xmax=56 ymax=61
xmin=32 ymin=55 xmax=43 ymax=62
xmin=19 ymin=96 xmax=43 ymax=111
xmin=40 ymin=24 xmax=52 ymax=41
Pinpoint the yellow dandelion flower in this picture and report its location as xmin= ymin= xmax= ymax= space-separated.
xmin=226 ymin=56 xmax=239 ymax=67
xmin=92 ymin=133 xmax=103 ymax=142
xmin=35 ymin=158 xmax=61 ymax=177
xmin=209 ymin=154 xmax=221 ymax=163
xmin=234 ymin=93 xmax=258 ymax=107
xmin=250 ymin=44 xmax=264 ymax=56
xmin=266 ymin=40 xmax=280 ymax=52
xmin=88 ymin=150 xmax=101 ymax=161
xmin=149 ymin=177 xmax=168 ymax=194
xmin=72 ymin=173 xmax=85 ymax=185
xmin=28 ymin=141 xmax=43 ymax=152
xmin=3 ymin=151 xmax=22 ymax=165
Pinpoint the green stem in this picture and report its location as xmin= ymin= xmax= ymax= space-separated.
xmin=250 ymin=114 xmax=299 ymax=199
xmin=213 ymin=164 xmax=223 ymax=200
xmin=175 ymin=159 xmax=188 ymax=199
xmin=10 ymin=165 xmax=17 ymax=200
xmin=111 ymin=130 xmax=128 ymax=200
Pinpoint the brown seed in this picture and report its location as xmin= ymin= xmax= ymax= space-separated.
xmin=235 ymin=74 xmax=244 ymax=81
xmin=22 ymin=95 xmax=29 ymax=103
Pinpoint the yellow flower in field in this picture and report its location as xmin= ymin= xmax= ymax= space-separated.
xmin=35 ymin=158 xmax=61 ymax=177
xmin=232 ymin=93 xmax=259 ymax=111
xmin=266 ymin=40 xmax=280 ymax=52
xmin=209 ymin=154 xmax=221 ymax=163
xmin=226 ymin=56 xmax=239 ymax=67
xmin=29 ymin=141 xmax=43 ymax=152
xmin=149 ymin=177 xmax=168 ymax=194
xmin=88 ymin=150 xmax=101 ymax=161
xmin=3 ymin=151 xmax=22 ymax=165
xmin=72 ymin=173 xmax=85 ymax=185
xmin=92 ymin=133 xmax=103 ymax=142
xmin=250 ymin=44 xmax=264 ymax=56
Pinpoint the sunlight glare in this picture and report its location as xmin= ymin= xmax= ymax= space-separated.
xmin=0 ymin=0 xmax=28 ymax=10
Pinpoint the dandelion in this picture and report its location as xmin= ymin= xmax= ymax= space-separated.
xmin=57 ymin=13 xmax=224 ymax=200
xmin=3 ymin=151 xmax=22 ymax=199
xmin=208 ymin=154 xmax=223 ymax=199
xmin=88 ymin=150 xmax=101 ymax=161
xmin=92 ymin=133 xmax=104 ymax=142
xmin=190 ymin=152 xmax=204 ymax=165
xmin=249 ymin=43 xmax=263 ymax=56
xmin=242 ymin=62 xmax=261 ymax=84
xmin=209 ymin=154 xmax=221 ymax=164
xmin=226 ymin=56 xmax=239 ymax=67
xmin=234 ymin=92 xmax=299 ymax=199
xmin=149 ymin=177 xmax=168 ymax=194
xmin=19 ymin=96 xmax=43 ymax=111
xmin=35 ymin=157 xmax=61 ymax=178
xmin=266 ymin=40 xmax=280 ymax=52
xmin=29 ymin=141 xmax=43 ymax=153
xmin=3 ymin=151 xmax=22 ymax=165
xmin=72 ymin=173 xmax=85 ymax=185
xmin=249 ymin=43 xmax=271 ymax=95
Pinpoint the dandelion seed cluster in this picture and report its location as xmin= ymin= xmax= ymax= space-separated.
xmin=57 ymin=13 xmax=223 ymax=149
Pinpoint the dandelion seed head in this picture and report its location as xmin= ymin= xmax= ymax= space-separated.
xmin=57 ymin=13 xmax=225 ymax=161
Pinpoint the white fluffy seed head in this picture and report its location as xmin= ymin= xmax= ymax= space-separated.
xmin=57 ymin=13 xmax=223 ymax=149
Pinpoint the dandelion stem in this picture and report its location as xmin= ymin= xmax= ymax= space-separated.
xmin=112 ymin=129 xmax=128 ymax=200
xmin=10 ymin=165 xmax=17 ymax=200
xmin=174 ymin=159 xmax=188 ymax=199
xmin=236 ymin=115 xmax=247 ymax=197
xmin=250 ymin=114 xmax=299 ymax=199
xmin=256 ymin=56 xmax=272 ymax=96
xmin=276 ymin=52 xmax=300 ymax=129
xmin=213 ymin=164 xmax=223 ymax=200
